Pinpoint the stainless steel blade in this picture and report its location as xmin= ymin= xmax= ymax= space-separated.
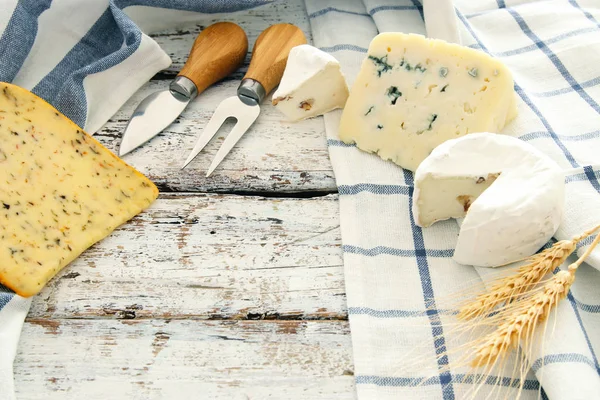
xmin=119 ymin=90 xmax=189 ymax=157
xmin=205 ymin=97 xmax=260 ymax=177
xmin=181 ymin=96 xmax=260 ymax=171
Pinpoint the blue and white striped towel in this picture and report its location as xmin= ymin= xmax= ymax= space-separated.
xmin=306 ymin=0 xmax=600 ymax=399
xmin=2 ymin=0 xmax=600 ymax=399
xmin=0 ymin=1 xmax=269 ymax=399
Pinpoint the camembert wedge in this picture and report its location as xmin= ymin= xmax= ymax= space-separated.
xmin=339 ymin=33 xmax=518 ymax=171
xmin=272 ymin=44 xmax=349 ymax=121
xmin=0 ymin=83 xmax=158 ymax=297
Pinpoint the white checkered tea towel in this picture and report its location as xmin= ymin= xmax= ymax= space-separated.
xmin=305 ymin=0 xmax=600 ymax=398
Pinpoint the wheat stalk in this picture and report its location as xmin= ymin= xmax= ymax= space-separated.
xmin=457 ymin=241 xmax=574 ymax=321
xmin=458 ymin=224 xmax=600 ymax=322
xmin=469 ymin=269 xmax=574 ymax=368
xmin=392 ymin=225 xmax=600 ymax=400
xmin=468 ymin=224 xmax=600 ymax=368
xmin=567 ymin=227 xmax=600 ymax=272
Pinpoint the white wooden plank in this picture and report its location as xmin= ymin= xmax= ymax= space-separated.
xmin=97 ymin=80 xmax=336 ymax=193
xmin=28 ymin=194 xmax=346 ymax=320
xmin=94 ymin=0 xmax=338 ymax=193
xmin=15 ymin=319 xmax=355 ymax=400
xmin=14 ymin=3 xmax=355 ymax=399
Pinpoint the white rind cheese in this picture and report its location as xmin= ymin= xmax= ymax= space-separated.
xmin=339 ymin=33 xmax=518 ymax=172
xmin=413 ymin=132 xmax=565 ymax=268
xmin=272 ymin=44 xmax=349 ymax=121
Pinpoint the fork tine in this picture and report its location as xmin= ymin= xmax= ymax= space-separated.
xmin=181 ymin=99 xmax=233 ymax=169
xmin=206 ymin=99 xmax=260 ymax=177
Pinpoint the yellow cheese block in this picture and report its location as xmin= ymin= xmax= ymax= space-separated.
xmin=339 ymin=33 xmax=518 ymax=172
xmin=0 ymin=82 xmax=158 ymax=297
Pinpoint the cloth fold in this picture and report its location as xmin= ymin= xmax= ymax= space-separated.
xmin=306 ymin=0 xmax=600 ymax=399
xmin=0 ymin=292 xmax=31 ymax=400
xmin=0 ymin=0 xmax=272 ymax=133
xmin=0 ymin=1 xmax=269 ymax=399
xmin=1 ymin=0 xmax=599 ymax=399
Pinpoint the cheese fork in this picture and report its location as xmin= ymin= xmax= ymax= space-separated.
xmin=181 ymin=23 xmax=307 ymax=176
xmin=119 ymin=22 xmax=248 ymax=157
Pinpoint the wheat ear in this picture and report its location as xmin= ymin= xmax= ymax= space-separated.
xmin=469 ymin=225 xmax=600 ymax=368
xmin=458 ymin=223 xmax=600 ymax=322
xmin=469 ymin=269 xmax=574 ymax=368
xmin=457 ymin=241 xmax=574 ymax=321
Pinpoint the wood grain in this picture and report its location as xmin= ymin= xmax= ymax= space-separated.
xmin=14 ymin=1 xmax=353 ymax=399
xmin=90 ymin=0 xmax=334 ymax=193
xmin=244 ymin=24 xmax=307 ymax=95
xmin=15 ymin=319 xmax=355 ymax=400
xmin=28 ymin=194 xmax=346 ymax=320
xmin=178 ymin=22 xmax=248 ymax=94
xmin=98 ymin=80 xmax=336 ymax=193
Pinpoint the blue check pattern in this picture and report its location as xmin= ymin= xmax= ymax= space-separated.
xmin=1 ymin=0 xmax=599 ymax=399
xmin=306 ymin=0 xmax=600 ymax=398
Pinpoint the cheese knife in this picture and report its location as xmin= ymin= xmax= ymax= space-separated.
xmin=119 ymin=22 xmax=248 ymax=157
xmin=181 ymin=23 xmax=307 ymax=176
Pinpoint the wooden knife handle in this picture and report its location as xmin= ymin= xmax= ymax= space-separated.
xmin=178 ymin=22 xmax=248 ymax=95
xmin=243 ymin=24 xmax=307 ymax=95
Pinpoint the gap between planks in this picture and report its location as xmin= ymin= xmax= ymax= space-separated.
xmin=28 ymin=192 xmax=347 ymax=322
xmin=156 ymin=189 xmax=338 ymax=198
xmin=96 ymin=2 xmax=336 ymax=194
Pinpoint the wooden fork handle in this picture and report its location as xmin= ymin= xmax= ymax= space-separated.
xmin=242 ymin=24 xmax=307 ymax=96
xmin=178 ymin=22 xmax=248 ymax=95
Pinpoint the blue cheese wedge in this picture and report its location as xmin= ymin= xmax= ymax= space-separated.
xmin=272 ymin=44 xmax=349 ymax=121
xmin=339 ymin=33 xmax=518 ymax=171
xmin=413 ymin=133 xmax=565 ymax=267
xmin=0 ymin=83 xmax=158 ymax=297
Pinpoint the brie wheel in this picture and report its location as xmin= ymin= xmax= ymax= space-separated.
xmin=413 ymin=132 xmax=565 ymax=267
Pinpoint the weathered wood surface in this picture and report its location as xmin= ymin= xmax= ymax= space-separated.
xmin=100 ymin=82 xmax=336 ymax=194
xmin=28 ymin=194 xmax=346 ymax=320
xmin=95 ymin=0 xmax=338 ymax=194
xmin=14 ymin=0 xmax=353 ymax=398
xmin=15 ymin=320 xmax=355 ymax=400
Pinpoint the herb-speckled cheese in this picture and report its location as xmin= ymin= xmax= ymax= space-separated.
xmin=0 ymin=83 xmax=158 ymax=297
xmin=339 ymin=33 xmax=518 ymax=171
